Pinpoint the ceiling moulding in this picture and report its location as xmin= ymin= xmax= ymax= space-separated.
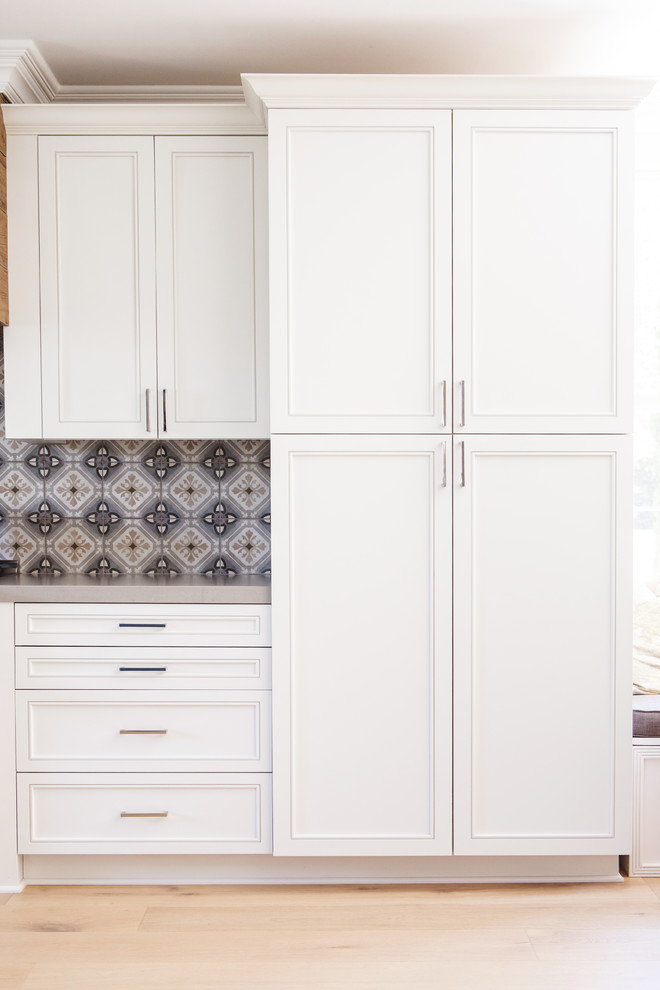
xmin=52 ymin=85 xmax=245 ymax=104
xmin=242 ymin=73 xmax=658 ymax=124
xmin=0 ymin=40 xmax=245 ymax=104
xmin=0 ymin=41 xmax=57 ymax=103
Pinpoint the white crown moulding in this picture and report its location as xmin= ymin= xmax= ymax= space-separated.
xmin=242 ymin=73 xmax=658 ymax=123
xmin=0 ymin=41 xmax=57 ymax=103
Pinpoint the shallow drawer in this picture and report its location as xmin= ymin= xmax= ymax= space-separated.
xmin=18 ymin=772 xmax=272 ymax=854
xmin=14 ymin=603 xmax=271 ymax=647
xmin=15 ymin=646 xmax=272 ymax=690
xmin=16 ymin=690 xmax=272 ymax=772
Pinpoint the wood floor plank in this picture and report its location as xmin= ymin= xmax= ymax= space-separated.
xmin=0 ymin=928 xmax=536 ymax=976
xmin=138 ymin=889 xmax=660 ymax=931
xmin=19 ymin=962 xmax=660 ymax=990
xmin=528 ymin=928 xmax=660 ymax=963
xmin=0 ymin=895 xmax=11 ymax=906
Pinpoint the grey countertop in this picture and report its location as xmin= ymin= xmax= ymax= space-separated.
xmin=0 ymin=574 xmax=271 ymax=604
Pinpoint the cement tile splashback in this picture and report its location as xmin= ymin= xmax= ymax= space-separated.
xmin=0 ymin=333 xmax=271 ymax=576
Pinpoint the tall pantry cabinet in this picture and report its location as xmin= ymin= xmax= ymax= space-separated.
xmin=246 ymin=75 xmax=644 ymax=859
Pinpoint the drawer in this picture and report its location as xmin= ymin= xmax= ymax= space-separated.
xmin=18 ymin=773 xmax=272 ymax=854
xmin=16 ymin=690 xmax=272 ymax=772
xmin=15 ymin=646 xmax=272 ymax=690
xmin=14 ymin=603 xmax=271 ymax=647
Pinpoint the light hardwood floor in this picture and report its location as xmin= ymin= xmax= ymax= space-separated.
xmin=2 ymin=879 xmax=660 ymax=989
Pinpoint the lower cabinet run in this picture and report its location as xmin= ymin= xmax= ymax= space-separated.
xmin=14 ymin=603 xmax=273 ymax=856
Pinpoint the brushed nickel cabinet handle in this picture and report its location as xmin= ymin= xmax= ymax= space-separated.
xmin=162 ymin=389 xmax=168 ymax=432
xmin=145 ymin=389 xmax=152 ymax=433
xmin=119 ymin=729 xmax=168 ymax=735
xmin=441 ymin=441 xmax=447 ymax=488
xmin=119 ymin=667 xmax=167 ymax=673
xmin=459 ymin=441 xmax=466 ymax=488
xmin=118 ymin=623 xmax=166 ymax=629
xmin=120 ymin=811 xmax=168 ymax=818
xmin=458 ymin=380 xmax=466 ymax=428
xmin=440 ymin=380 xmax=447 ymax=428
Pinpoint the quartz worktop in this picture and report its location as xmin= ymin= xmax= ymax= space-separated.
xmin=0 ymin=574 xmax=271 ymax=604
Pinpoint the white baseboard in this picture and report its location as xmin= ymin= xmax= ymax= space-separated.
xmin=22 ymin=854 xmax=622 ymax=886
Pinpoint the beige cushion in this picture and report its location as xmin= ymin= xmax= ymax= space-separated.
xmin=634 ymin=595 xmax=660 ymax=694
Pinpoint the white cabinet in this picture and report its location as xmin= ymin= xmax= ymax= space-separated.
xmin=257 ymin=79 xmax=639 ymax=863
xmin=453 ymin=435 xmax=631 ymax=855
xmin=268 ymin=110 xmax=452 ymax=434
xmin=271 ymin=435 xmax=452 ymax=855
xmin=38 ymin=137 xmax=158 ymax=439
xmin=15 ymin=602 xmax=273 ymax=855
xmin=155 ymin=138 xmax=269 ymax=438
xmin=6 ymin=132 xmax=269 ymax=439
xmin=453 ymin=111 xmax=633 ymax=434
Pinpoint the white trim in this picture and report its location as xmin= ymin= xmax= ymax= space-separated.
xmin=53 ymin=84 xmax=244 ymax=104
xmin=21 ymin=854 xmax=622 ymax=885
xmin=242 ymin=73 xmax=658 ymax=124
xmin=0 ymin=41 xmax=57 ymax=103
xmin=2 ymin=103 xmax=265 ymax=136
xmin=0 ymin=883 xmax=25 ymax=894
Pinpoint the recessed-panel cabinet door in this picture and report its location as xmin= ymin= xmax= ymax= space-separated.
xmin=453 ymin=435 xmax=631 ymax=855
xmin=453 ymin=111 xmax=632 ymax=433
xmin=269 ymin=110 xmax=452 ymax=434
xmin=155 ymin=138 xmax=269 ymax=438
xmin=38 ymin=137 xmax=158 ymax=438
xmin=271 ymin=435 xmax=452 ymax=855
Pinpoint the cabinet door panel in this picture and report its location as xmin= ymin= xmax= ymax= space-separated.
xmin=453 ymin=435 xmax=631 ymax=855
xmin=453 ymin=111 xmax=632 ymax=433
xmin=155 ymin=138 xmax=269 ymax=438
xmin=38 ymin=137 xmax=157 ymax=438
xmin=272 ymin=435 xmax=452 ymax=855
xmin=269 ymin=110 xmax=452 ymax=433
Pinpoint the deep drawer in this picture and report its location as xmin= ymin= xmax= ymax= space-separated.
xmin=14 ymin=603 xmax=271 ymax=647
xmin=18 ymin=773 xmax=272 ymax=854
xmin=16 ymin=690 xmax=272 ymax=772
xmin=15 ymin=646 xmax=272 ymax=690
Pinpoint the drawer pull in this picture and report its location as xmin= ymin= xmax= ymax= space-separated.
xmin=118 ymin=623 xmax=167 ymax=629
xmin=120 ymin=811 xmax=168 ymax=818
xmin=119 ymin=729 xmax=168 ymax=735
xmin=119 ymin=667 xmax=168 ymax=673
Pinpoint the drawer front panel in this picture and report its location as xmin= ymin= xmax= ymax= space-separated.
xmin=14 ymin=604 xmax=271 ymax=647
xmin=16 ymin=691 xmax=272 ymax=772
xmin=15 ymin=646 xmax=272 ymax=690
xmin=18 ymin=773 xmax=272 ymax=854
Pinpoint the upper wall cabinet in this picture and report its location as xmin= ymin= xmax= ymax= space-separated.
xmin=155 ymin=138 xmax=269 ymax=438
xmin=268 ymin=109 xmax=452 ymax=434
xmin=453 ymin=110 xmax=633 ymax=434
xmin=38 ymin=137 xmax=158 ymax=440
xmin=5 ymin=133 xmax=268 ymax=440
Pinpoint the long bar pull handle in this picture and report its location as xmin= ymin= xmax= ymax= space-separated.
xmin=459 ymin=441 xmax=466 ymax=488
xmin=118 ymin=623 xmax=166 ymax=629
xmin=441 ymin=441 xmax=447 ymax=488
xmin=145 ymin=389 xmax=152 ymax=433
xmin=458 ymin=380 xmax=466 ymax=428
xmin=119 ymin=667 xmax=167 ymax=673
xmin=440 ymin=380 xmax=447 ymax=429
xmin=162 ymin=389 xmax=168 ymax=432
xmin=120 ymin=811 xmax=168 ymax=818
xmin=119 ymin=729 xmax=168 ymax=735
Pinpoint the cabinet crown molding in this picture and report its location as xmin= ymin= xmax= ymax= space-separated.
xmin=242 ymin=73 xmax=657 ymax=124
xmin=1 ymin=103 xmax=265 ymax=136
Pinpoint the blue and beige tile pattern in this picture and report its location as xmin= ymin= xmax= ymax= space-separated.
xmin=0 ymin=335 xmax=271 ymax=577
